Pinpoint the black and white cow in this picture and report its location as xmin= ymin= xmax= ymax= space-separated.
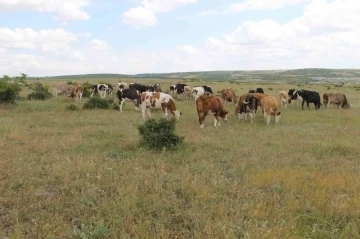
xmin=291 ymin=89 xmax=321 ymax=110
xmin=287 ymin=89 xmax=303 ymax=103
xmin=91 ymin=84 xmax=108 ymax=98
xmin=116 ymin=89 xmax=141 ymax=112
xmin=106 ymin=84 xmax=113 ymax=96
xmin=129 ymin=83 xmax=149 ymax=93
xmin=169 ymin=85 xmax=176 ymax=96
xmin=240 ymin=94 xmax=259 ymax=123
xmin=175 ymin=83 xmax=188 ymax=95
xmin=203 ymin=85 xmax=213 ymax=94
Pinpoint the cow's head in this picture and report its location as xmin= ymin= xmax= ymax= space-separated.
xmin=173 ymin=110 xmax=182 ymax=120
xmin=220 ymin=110 xmax=228 ymax=122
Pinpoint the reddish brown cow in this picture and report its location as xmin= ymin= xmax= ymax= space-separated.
xmin=69 ymin=85 xmax=83 ymax=103
xmin=259 ymin=96 xmax=281 ymax=125
xmin=196 ymin=94 xmax=228 ymax=129
xmin=221 ymin=89 xmax=236 ymax=104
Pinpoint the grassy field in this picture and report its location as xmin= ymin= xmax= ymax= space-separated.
xmin=1 ymin=79 xmax=360 ymax=238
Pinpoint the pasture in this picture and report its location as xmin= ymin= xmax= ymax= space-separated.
xmin=1 ymin=78 xmax=360 ymax=238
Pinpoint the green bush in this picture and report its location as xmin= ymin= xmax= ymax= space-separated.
xmin=82 ymin=81 xmax=93 ymax=98
xmin=27 ymin=82 xmax=52 ymax=100
xmin=83 ymin=97 xmax=109 ymax=109
xmin=0 ymin=80 xmax=21 ymax=104
xmin=138 ymin=118 xmax=184 ymax=151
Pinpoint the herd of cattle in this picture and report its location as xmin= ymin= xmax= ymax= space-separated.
xmin=54 ymin=82 xmax=351 ymax=129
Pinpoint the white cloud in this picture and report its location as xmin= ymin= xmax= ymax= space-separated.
xmin=230 ymin=0 xmax=304 ymax=12
xmin=122 ymin=0 xmax=197 ymax=27
xmin=199 ymin=10 xmax=218 ymax=17
xmin=0 ymin=0 xmax=91 ymax=21
xmin=0 ymin=28 xmax=78 ymax=52
xmin=88 ymin=39 xmax=109 ymax=50
xmin=177 ymin=44 xmax=198 ymax=55
xmin=122 ymin=7 xmax=157 ymax=27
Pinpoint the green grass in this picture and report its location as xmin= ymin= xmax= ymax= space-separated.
xmin=1 ymin=79 xmax=360 ymax=238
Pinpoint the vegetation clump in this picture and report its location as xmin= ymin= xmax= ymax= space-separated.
xmin=83 ymin=97 xmax=109 ymax=109
xmin=0 ymin=79 xmax=21 ymax=104
xmin=138 ymin=118 xmax=184 ymax=151
xmin=27 ymin=82 xmax=52 ymax=100
xmin=66 ymin=104 xmax=79 ymax=111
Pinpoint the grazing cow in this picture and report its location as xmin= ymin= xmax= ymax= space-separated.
xmin=294 ymin=90 xmax=321 ymax=110
xmin=91 ymin=84 xmax=108 ymax=99
xmin=129 ymin=83 xmax=149 ymax=93
xmin=116 ymin=89 xmax=141 ymax=112
xmin=328 ymin=93 xmax=350 ymax=109
xmin=287 ymin=89 xmax=303 ymax=103
xmin=278 ymin=90 xmax=291 ymax=109
xmin=53 ymin=84 xmax=72 ymax=96
xmin=249 ymin=88 xmax=265 ymax=94
xmin=203 ymin=85 xmax=213 ymax=94
xmin=221 ymin=89 xmax=236 ymax=104
xmin=140 ymin=92 xmax=181 ymax=120
xmin=69 ymin=85 xmax=83 ymax=103
xmin=241 ymin=94 xmax=259 ymax=123
xmin=169 ymin=85 xmax=176 ymax=96
xmin=259 ymin=96 xmax=281 ymax=125
xmin=196 ymin=94 xmax=228 ymax=129
xmin=323 ymin=93 xmax=330 ymax=107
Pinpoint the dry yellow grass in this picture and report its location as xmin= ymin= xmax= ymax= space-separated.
xmin=1 ymin=79 xmax=360 ymax=238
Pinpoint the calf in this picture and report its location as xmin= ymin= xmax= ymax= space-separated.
xmin=175 ymin=83 xmax=188 ymax=96
xmin=260 ymin=96 xmax=281 ymax=125
xmin=140 ymin=92 xmax=181 ymax=120
xmin=296 ymin=90 xmax=321 ymax=110
xmin=328 ymin=93 xmax=350 ymax=109
xmin=221 ymin=89 xmax=236 ymax=104
xmin=116 ymin=89 xmax=141 ymax=112
xmin=91 ymin=84 xmax=108 ymax=99
xmin=69 ymin=84 xmax=83 ymax=103
xmin=184 ymin=86 xmax=192 ymax=99
xmin=278 ymin=90 xmax=291 ymax=109
xmin=196 ymin=94 xmax=228 ymax=129
xmin=153 ymin=83 xmax=162 ymax=92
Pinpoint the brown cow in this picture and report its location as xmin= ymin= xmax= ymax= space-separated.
xmin=196 ymin=94 xmax=228 ymax=129
xmin=259 ymin=96 xmax=281 ymax=125
xmin=69 ymin=85 xmax=83 ymax=103
xmin=323 ymin=93 xmax=330 ymax=108
xmin=278 ymin=90 xmax=291 ymax=109
xmin=221 ymin=89 xmax=236 ymax=104
xmin=328 ymin=93 xmax=350 ymax=109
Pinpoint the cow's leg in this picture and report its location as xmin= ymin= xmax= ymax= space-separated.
xmin=146 ymin=108 xmax=152 ymax=118
xmin=199 ymin=112 xmax=207 ymax=129
xmin=90 ymin=91 xmax=94 ymax=98
xmin=301 ymin=100 xmax=305 ymax=110
xmin=249 ymin=111 xmax=254 ymax=123
xmin=264 ymin=110 xmax=271 ymax=125
xmin=119 ymin=100 xmax=124 ymax=112
xmin=140 ymin=104 xmax=146 ymax=119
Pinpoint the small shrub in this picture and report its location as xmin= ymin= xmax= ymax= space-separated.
xmin=66 ymin=104 xmax=79 ymax=111
xmin=0 ymin=80 xmax=21 ymax=104
xmin=138 ymin=118 xmax=184 ymax=151
xmin=67 ymin=80 xmax=77 ymax=85
xmin=27 ymin=82 xmax=52 ymax=100
xmin=82 ymin=81 xmax=93 ymax=98
xmin=73 ymin=221 xmax=109 ymax=239
xmin=83 ymin=97 xmax=109 ymax=109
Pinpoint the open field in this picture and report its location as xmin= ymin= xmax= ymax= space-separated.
xmin=1 ymin=79 xmax=360 ymax=238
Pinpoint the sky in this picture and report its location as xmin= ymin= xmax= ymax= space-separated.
xmin=0 ymin=0 xmax=359 ymax=77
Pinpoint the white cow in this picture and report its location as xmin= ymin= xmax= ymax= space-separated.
xmin=140 ymin=92 xmax=181 ymax=120
xmin=192 ymin=86 xmax=205 ymax=100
